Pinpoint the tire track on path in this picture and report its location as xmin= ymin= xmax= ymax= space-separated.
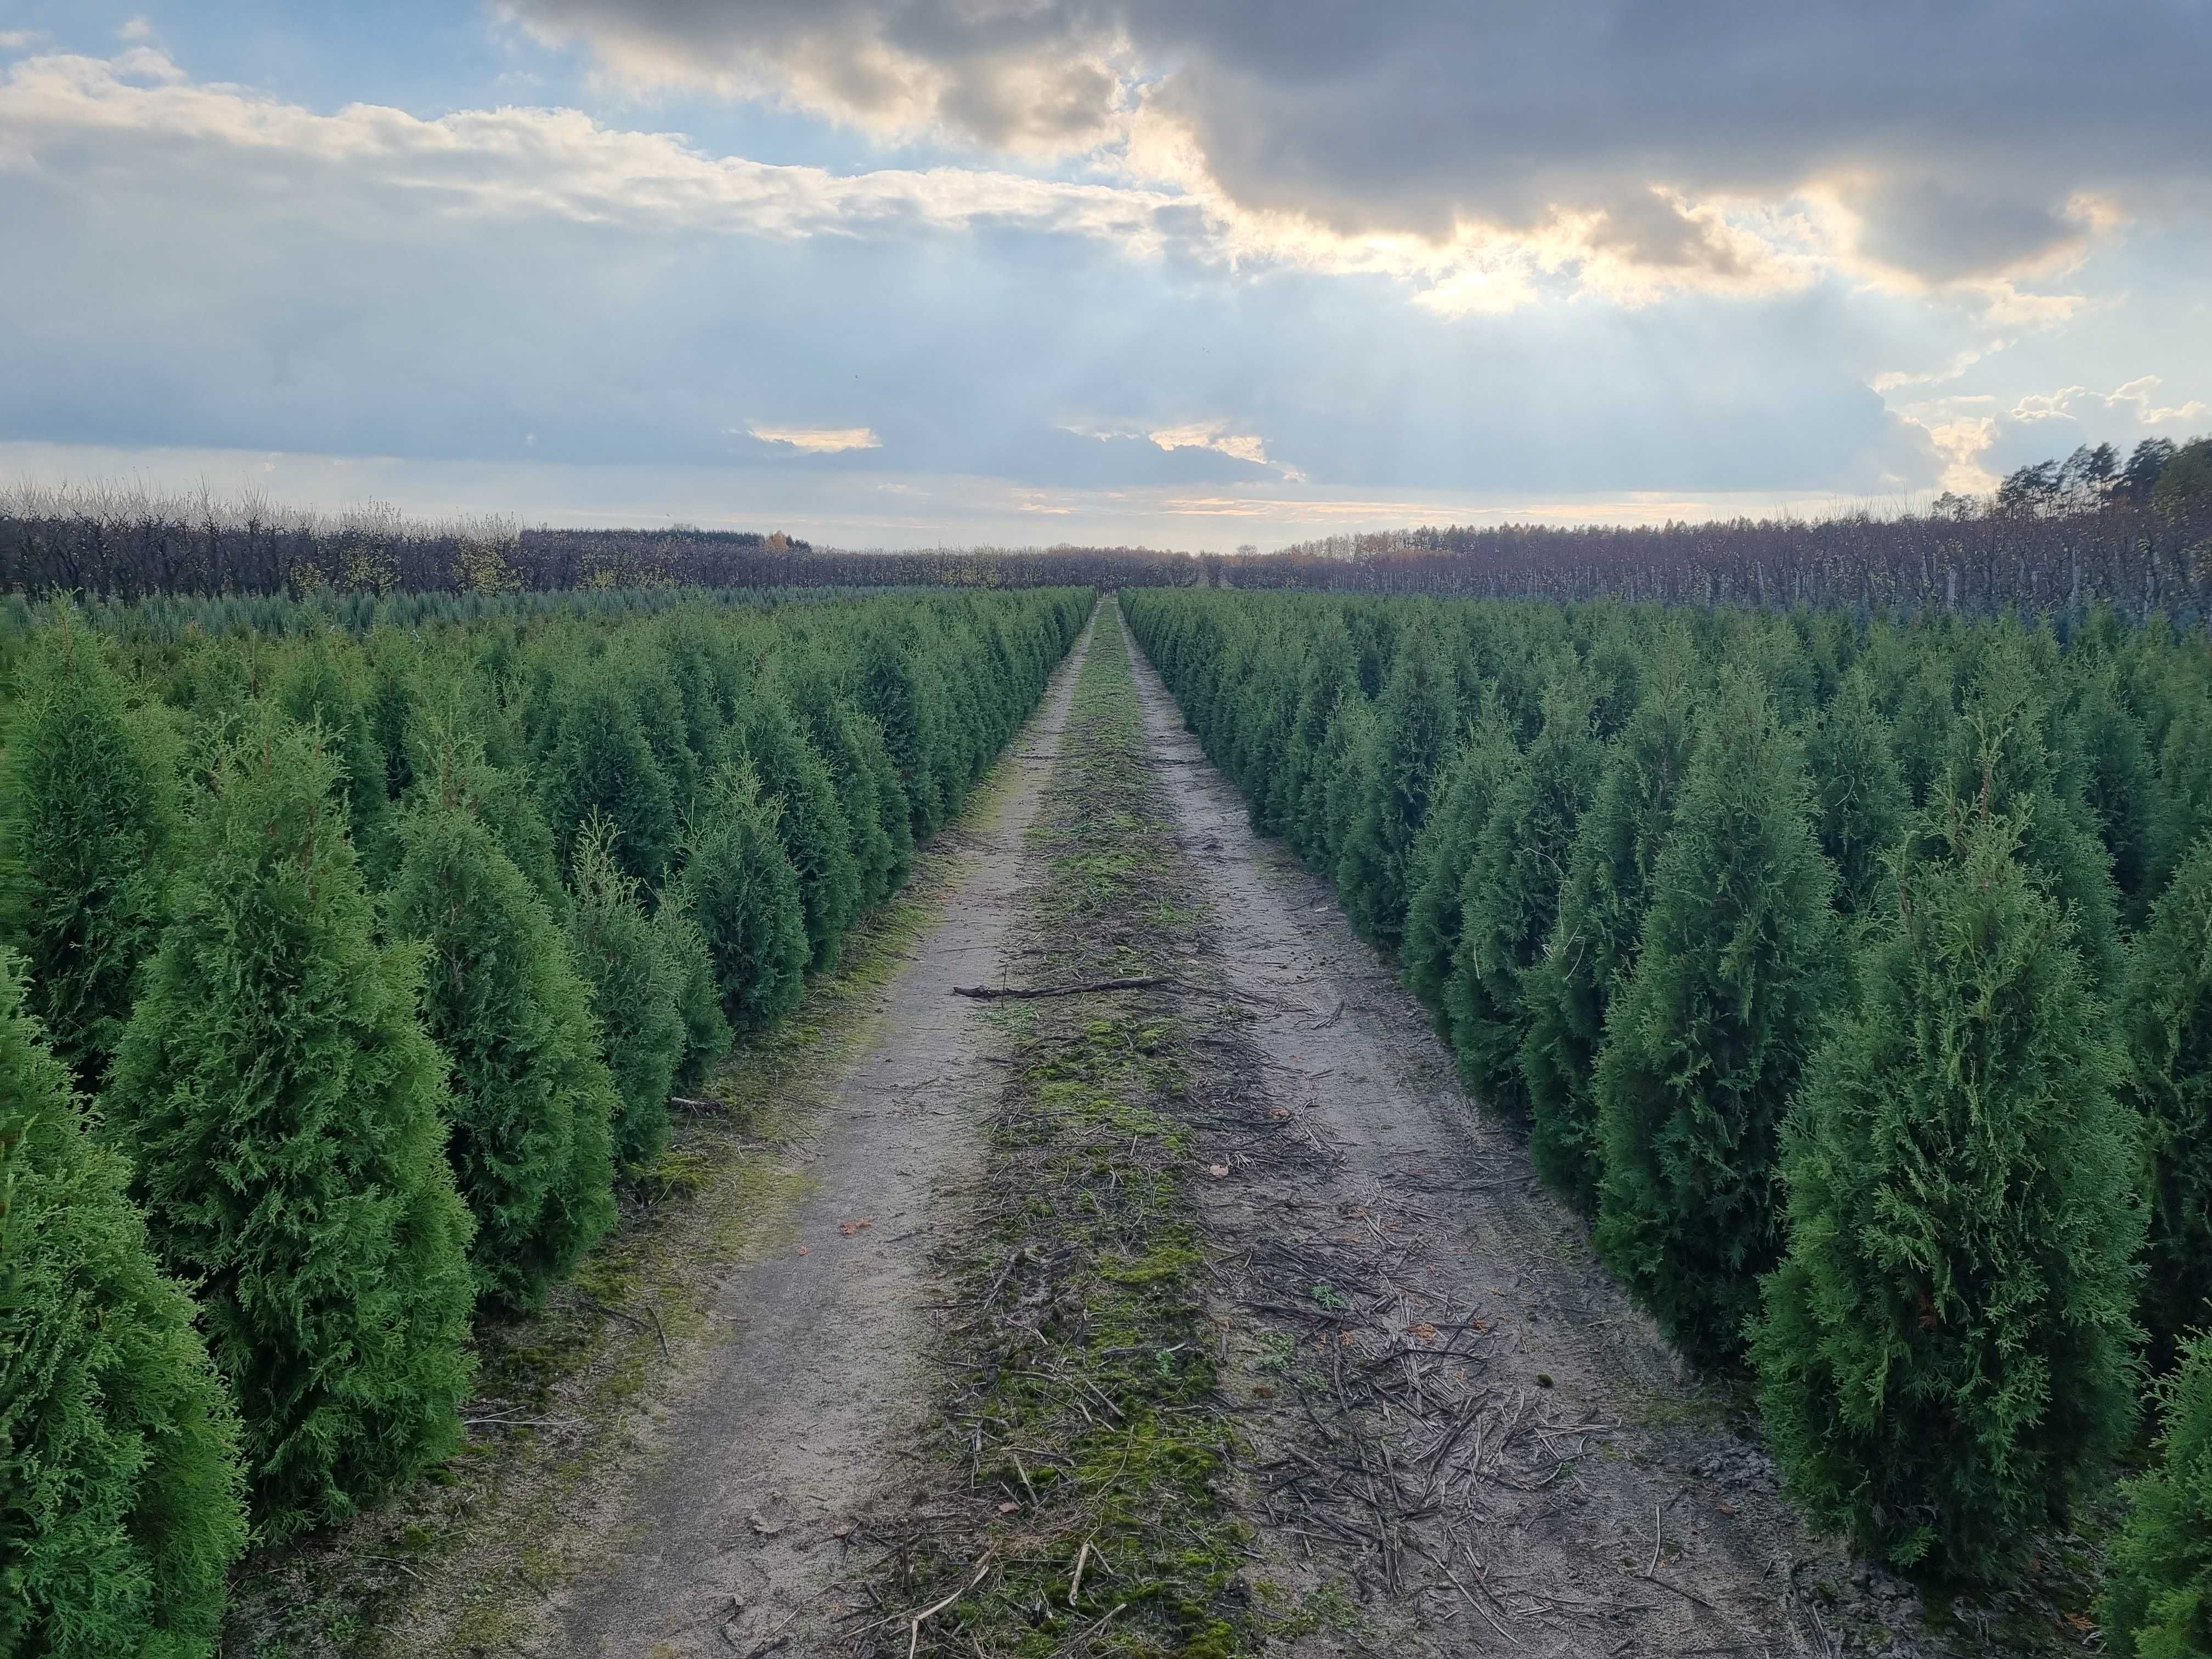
xmin=533 ymin=608 xmax=1100 ymax=1658
xmin=1125 ymin=629 xmax=1941 ymax=1657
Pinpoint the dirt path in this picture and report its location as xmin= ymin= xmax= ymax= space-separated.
xmin=1125 ymin=637 xmax=1937 ymax=1657
xmin=540 ymin=611 xmax=1100 ymax=1658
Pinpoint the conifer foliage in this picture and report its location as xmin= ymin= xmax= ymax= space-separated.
xmin=1126 ymin=585 xmax=2212 ymax=1584
xmin=386 ymin=757 xmax=620 ymax=1311
xmin=2104 ymin=1333 xmax=2212 ymax=1657
xmin=1754 ymin=798 xmax=2142 ymax=1581
xmin=566 ymin=815 xmax=689 ymax=1172
xmin=675 ymin=763 xmax=811 ymax=1031
xmin=0 ymin=624 xmax=177 ymax=1084
xmin=2125 ymin=832 xmax=2212 ymax=1358
xmin=103 ymin=708 xmax=477 ymax=1541
xmin=0 ymin=955 xmax=246 ymax=1659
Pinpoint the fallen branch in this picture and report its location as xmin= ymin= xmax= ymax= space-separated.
xmin=907 ymin=1555 xmax=995 ymax=1659
xmin=952 ymin=977 xmax=1171 ymax=1000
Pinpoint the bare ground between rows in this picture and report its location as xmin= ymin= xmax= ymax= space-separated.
xmin=1121 ymin=637 xmax=1960 ymax=1658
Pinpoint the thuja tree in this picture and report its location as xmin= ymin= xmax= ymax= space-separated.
xmin=1400 ymin=711 xmax=1516 ymax=1028
xmin=1594 ymin=672 xmax=1836 ymax=1364
xmin=785 ymin=661 xmax=904 ymax=910
xmin=1802 ymin=666 xmax=1907 ymax=919
xmin=1521 ymin=652 xmax=1697 ymax=1214
xmin=740 ymin=691 xmax=861 ymax=972
xmin=104 ymin=708 xmax=476 ymax=1540
xmin=387 ymin=761 xmax=619 ymax=1311
xmin=2123 ymin=831 xmax=2212 ymax=1361
xmin=537 ymin=664 xmax=683 ymax=887
xmin=1754 ymin=800 xmax=2141 ymax=1583
xmin=1444 ymin=669 xmax=1602 ymax=1114
xmin=0 ymin=621 xmax=178 ymax=1085
xmin=2103 ymin=1334 xmax=2212 ymax=1657
xmin=0 ymin=956 xmax=246 ymax=1659
xmin=674 ymin=762 xmax=810 ymax=1031
xmin=1931 ymin=640 xmax=2124 ymax=1000
xmin=656 ymin=898 xmax=732 ymax=1091
xmin=1335 ymin=619 xmax=1459 ymax=949
xmin=567 ymin=816 xmax=688 ymax=1171
xmin=274 ymin=636 xmax=396 ymax=884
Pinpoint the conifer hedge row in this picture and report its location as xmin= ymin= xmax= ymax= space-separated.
xmin=1124 ymin=588 xmax=2212 ymax=1606
xmin=0 ymin=585 xmax=1088 ymax=1653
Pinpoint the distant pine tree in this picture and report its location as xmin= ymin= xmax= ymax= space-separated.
xmin=387 ymin=759 xmax=619 ymax=1311
xmin=1444 ymin=671 xmax=1602 ymax=1115
xmin=1521 ymin=654 xmax=1696 ymax=1213
xmin=567 ymin=816 xmax=687 ymax=1171
xmin=104 ymin=708 xmax=476 ymax=1541
xmin=0 ymin=954 xmax=246 ymax=1659
xmin=1594 ymin=673 xmax=1835 ymax=1363
xmin=674 ymin=763 xmax=810 ymax=1031
xmin=1754 ymin=797 xmax=2141 ymax=1583
xmin=2103 ymin=1333 xmax=2212 ymax=1657
xmin=2123 ymin=832 xmax=2212 ymax=1362
xmin=0 ymin=620 xmax=178 ymax=1086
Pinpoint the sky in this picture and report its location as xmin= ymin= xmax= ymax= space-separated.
xmin=1 ymin=2 xmax=2208 ymax=550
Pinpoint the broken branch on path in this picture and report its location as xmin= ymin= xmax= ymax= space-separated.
xmin=951 ymin=977 xmax=1172 ymax=1000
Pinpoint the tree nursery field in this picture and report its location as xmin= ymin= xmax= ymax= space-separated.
xmin=8 ymin=581 xmax=2212 ymax=1658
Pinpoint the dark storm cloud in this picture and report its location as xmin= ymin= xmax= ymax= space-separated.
xmin=500 ymin=0 xmax=2212 ymax=281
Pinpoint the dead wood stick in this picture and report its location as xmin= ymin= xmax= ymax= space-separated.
xmin=907 ymin=1555 xmax=994 ymax=1659
xmin=1068 ymin=1537 xmax=1093 ymax=1607
xmin=951 ymin=977 xmax=1171 ymax=1000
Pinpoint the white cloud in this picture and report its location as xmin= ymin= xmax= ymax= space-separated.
xmin=744 ymin=423 xmax=881 ymax=453
xmin=2010 ymin=376 xmax=2206 ymax=426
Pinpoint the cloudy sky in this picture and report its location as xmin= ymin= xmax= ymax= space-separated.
xmin=2 ymin=2 xmax=2208 ymax=548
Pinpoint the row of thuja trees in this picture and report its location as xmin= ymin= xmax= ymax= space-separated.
xmin=1124 ymin=589 xmax=2212 ymax=1644
xmin=0 ymin=584 xmax=1090 ymax=1655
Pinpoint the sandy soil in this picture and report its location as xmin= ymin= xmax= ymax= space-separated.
xmin=1124 ymin=634 xmax=1943 ymax=1658
xmin=539 ymin=612 xmax=1099 ymax=1658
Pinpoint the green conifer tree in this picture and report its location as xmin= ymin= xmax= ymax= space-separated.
xmin=0 ymin=955 xmax=247 ymax=1659
xmin=274 ymin=636 xmax=396 ymax=884
xmin=387 ymin=761 xmax=619 ymax=1311
xmin=1753 ymin=799 xmax=2142 ymax=1583
xmin=1400 ymin=712 xmax=1516 ymax=1027
xmin=1802 ymin=667 xmax=1907 ymax=918
xmin=2103 ymin=1333 xmax=2212 ymax=1657
xmin=103 ymin=709 xmax=476 ymax=1540
xmin=1593 ymin=673 xmax=1835 ymax=1363
xmin=1335 ymin=622 xmax=1458 ymax=949
xmin=0 ymin=621 xmax=178 ymax=1085
xmin=740 ymin=692 xmax=861 ymax=971
xmin=673 ymin=763 xmax=810 ymax=1030
xmin=567 ymin=816 xmax=687 ymax=1171
xmin=656 ymin=897 xmax=733 ymax=1091
xmin=2123 ymin=832 xmax=2212 ymax=1360
xmin=1924 ymin=639 xmax=2124 ymax=999
xmin=1444 ymin=671 xmax=1602 ymax=1114
xmin=1521 ymin=657 xmax=1696 ymax=1212
xmin=538 ymin=667 xmax=682 ymax=887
